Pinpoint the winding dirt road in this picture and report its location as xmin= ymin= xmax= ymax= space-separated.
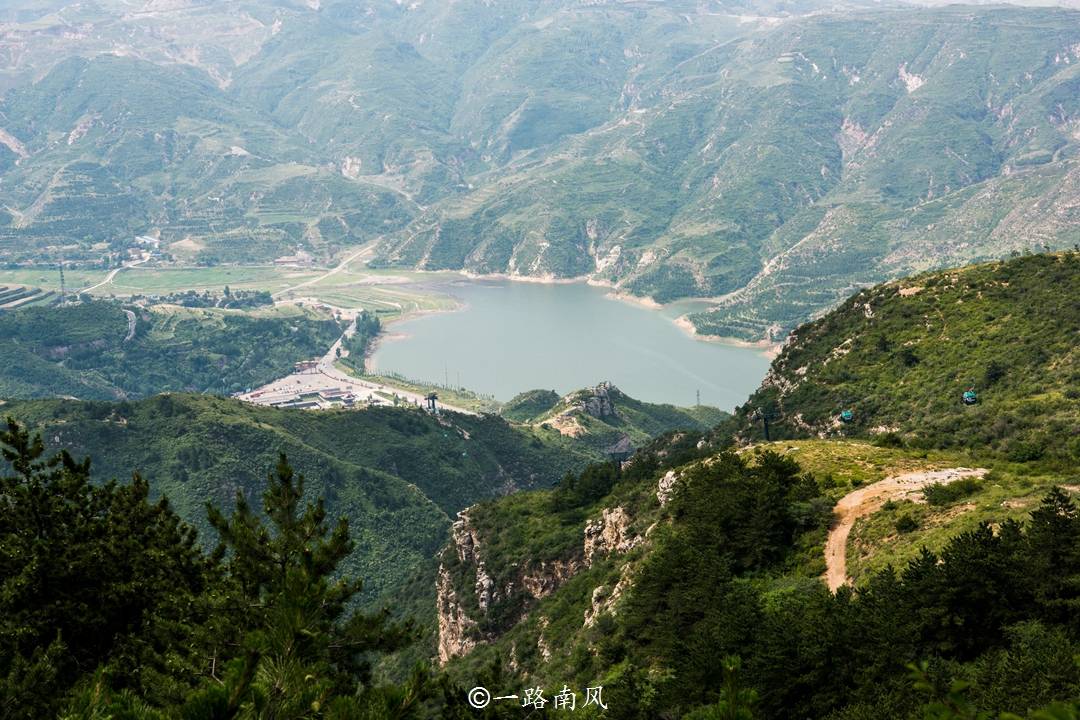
xmin=824 ymin=467 xmax=988 ymax=592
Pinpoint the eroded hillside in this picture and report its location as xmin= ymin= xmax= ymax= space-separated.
xmin=2 ymin=1 xmax=1079 ymax=339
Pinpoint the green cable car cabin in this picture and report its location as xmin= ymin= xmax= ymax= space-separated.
xmin=840 ymin=409 xmax=854 ymax=423
xmin=962 ymin=389 xmax=978 ymax=405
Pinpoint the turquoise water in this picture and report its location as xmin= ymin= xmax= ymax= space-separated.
xmin=371 ymin=280 xmax=771 ymax=410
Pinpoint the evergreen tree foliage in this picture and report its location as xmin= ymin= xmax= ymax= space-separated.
xmin=0 ymin=418 xmax=211 ymax=718
xmin=190 ymin=453 xmax=426 ymax=719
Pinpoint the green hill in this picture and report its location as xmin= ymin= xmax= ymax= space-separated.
xmin=425 ymin=253 xmax=1080 ymax=718
xmin=728 ymin=251 xmax=1080 ymax=463
xmin=1 ymin=393 xmax=603 ymax=604
xmin=516 ymin=382 xmax=729 ymax=454
xmin=0 ymin=300 xmax=343 ymax=399
xmin=500 ymin=389 xmax=562 ymax=423
xmin=3 ymin=3 xmax=1080 ymax=338
xmin=434 ymin=431 xmax=1080 ymax=718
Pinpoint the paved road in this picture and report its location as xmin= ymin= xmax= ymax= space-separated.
xmin=80 ymin=257 xmax=150 ymax=294
xmin=272 ymin=239 xmax=380 ymax=298
xmin=122 ymin=309 xmax=137 ymax=342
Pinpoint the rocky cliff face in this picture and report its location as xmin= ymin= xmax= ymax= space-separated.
xmin=544 ymin=382 xmax=623 ymax=439
xmin=657 ymin=470 xmax=680 ymax=507
xmin=436 ymin=564 xmax=479 ymax=665
xmin=521 ymin=559 xmax=581 ymax=599
xmin=436 ymin=501 xmax=646 ymax=665
xmin=436 ymin=512 xmax=490 ymax=665
xmin=583 ymin=565 xmax=634 ymax=628
xmin=451 ymin=512 xmax=500 ymax=611
xmin=573 ymin=382 xmax=619 ymax=420
xmin=584 ymin=506 xmax=642 ymax=565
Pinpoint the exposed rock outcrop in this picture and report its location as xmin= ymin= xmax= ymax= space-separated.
xmin=606 ymin=434 xmax=635 ymax=458
xmin=657 ymin=470 xmax=679 ymax=507
xmin=537 ymin=616 xmax=553 ymax=661
xmin=583 ymin=565 xmax=634 ymax=628
xmin=550 ymin=382 xmax=620 ymax=422
xmin=451 ymin=513 xmax=479 ymax=563
xmin=451 ymin=511 xmax=500 ymax=610
xmin=583 ymin=506 xmax=642 ymax=565
xmin=436 ymin=565 xmax=478 ymax=665
xmin=438 ymin=501 xmax=647 ymax=664
xmin=521 ymin=559 xmax=581 ymax=599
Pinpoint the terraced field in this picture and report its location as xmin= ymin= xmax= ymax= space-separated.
xmin=0 ymin=261 xmax=456 ymax=323
xmin=0 ymin=285 xmax=57 ymax=310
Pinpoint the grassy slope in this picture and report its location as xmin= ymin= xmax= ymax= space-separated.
xmin=528 ymin=384 xmax=729 ymax=451
xmin=728 ymin=252 xmax=1080 ymax=462
xmin=501 ymin=389 xmax=561 ymax=423
xmin=743 ymin=439 xmax=1077 ymax=585
xmin=439 ymin=437 xmax=1080 ymax=698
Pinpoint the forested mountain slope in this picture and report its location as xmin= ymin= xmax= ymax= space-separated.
xmin=727 ymin=251 xmax=1080 ymax=462
xmin=434 ymin=431 xmax=1080 ymax=719
xmin=1 ymin=394 xmax=603 ymax=602
xmin=0 ymin=300 xmax=342 ymax=399
xmin=428 ymin=256 xmax=1080 ymax=717
xmin=2 ymin=1 xmax=1079 ymax=338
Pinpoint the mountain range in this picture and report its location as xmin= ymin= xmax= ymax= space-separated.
xmin=2 ymin=0 xmax=1079 ymax=339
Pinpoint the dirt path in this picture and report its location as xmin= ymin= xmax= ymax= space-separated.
xmin=272 ymin=239 xmax=380 ymax=298
xmin=824 ymin=467 xmax=988 ymax=592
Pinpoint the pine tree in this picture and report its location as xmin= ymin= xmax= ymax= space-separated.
xmin=684 ymin=656 xmax=758 ymax=720
xmin=185 ymin=454 xmax=426 ymax=719
xmin=0 ymin=418 xmax=211 ymax=718
xmin=1025 ymin=488 xmax=1080 ymax=630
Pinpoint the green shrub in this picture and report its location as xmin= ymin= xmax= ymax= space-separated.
xmin=1006 ymin=440 xmax=1046 ymax=463
xmin=873 ymin=432 xmax=906 ymax=448
xmin=923 ymin=477 xmax=982 ymax=506
xmin=895 ymin=514 xmax=919 ymax=533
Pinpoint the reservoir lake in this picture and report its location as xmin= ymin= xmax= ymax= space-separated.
xmin=370 ymin=280 xmax=772 ymax=410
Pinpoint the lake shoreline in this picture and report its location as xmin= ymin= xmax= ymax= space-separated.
xmin=362 ymin=297 xmax=466 ymax=374
xmin=451 ymin=271 xmax=779 ymax=355
xmin=369 ymin=276 xmax=773 ymax=408
xmin=672 ymin=316 xmax=782 ymax=359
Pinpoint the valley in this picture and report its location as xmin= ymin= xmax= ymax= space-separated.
xmin=1 ymin=1 xmax=1079 ymax=717
xmin=0 ymin=250 xmax=772 ymax=410
xmin=2 ymin=1 xmax=1079 ymax=344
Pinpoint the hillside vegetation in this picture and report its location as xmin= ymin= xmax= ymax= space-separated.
xmin=2 ymin=249 xmax=1079 ymax=716
xmin=5 ymin=411 xmax=1080 ymax=718
xmin=2 ymin=2 xmax=1080 ymax=337
xmin=729 ymin=252 xmax=1080 ymax=462
xmin=1 ymin=394 xmax=604 ymax=603
xmin=424 ymin=253 xmax=1080 ymax=718
xmin=0 ymin=300 xmax=343 ymax=399
xmin=436 ymin=431 xmax=1080 ymax=719
xmin=504 ymin=383 xmax=728 ymax=453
